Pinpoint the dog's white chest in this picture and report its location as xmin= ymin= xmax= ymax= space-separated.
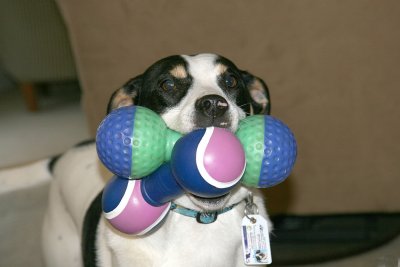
xmin=99 ymin=209 xmax=247 ymax=267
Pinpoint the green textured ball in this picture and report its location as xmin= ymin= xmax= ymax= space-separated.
xmin=130 ymin=107 xmax=168 ymax=178
xmin=236 ymin=115 xmax=265 ymax=186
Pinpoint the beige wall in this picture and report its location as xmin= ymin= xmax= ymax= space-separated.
xmin=57 ymin=0 xmax=400 ymax=214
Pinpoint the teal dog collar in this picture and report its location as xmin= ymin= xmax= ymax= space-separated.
xmin=170 ymin=202 xmax=241 ymax=224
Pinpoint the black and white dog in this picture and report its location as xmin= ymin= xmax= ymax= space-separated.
xmin=42 ymin=53 xmax=271 ymax=267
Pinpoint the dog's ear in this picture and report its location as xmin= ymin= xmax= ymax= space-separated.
xmin=241 ymin=71 xmax=271 ymax=115
xmin=107 ymin=75 xmax=143 ymax=114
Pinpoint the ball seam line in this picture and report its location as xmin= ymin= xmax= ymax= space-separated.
xmin=103 ymin=179 xmax=136 ymax=220
xmin=195 ymin=127 xmax=244 ymax=188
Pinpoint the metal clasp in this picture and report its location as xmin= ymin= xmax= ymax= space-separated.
xmin=244 ymin=192 xmax=259 ymax=224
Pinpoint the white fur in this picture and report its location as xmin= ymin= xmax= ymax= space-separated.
xmin=42 ymin=54 xmax=271 ymax=267
xmin=42 ymin=145 xmax=109 ymax=267
xmin=96 ymin=188 xmax=268 ymax=267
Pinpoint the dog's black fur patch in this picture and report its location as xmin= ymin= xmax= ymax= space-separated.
xmin=82 ymin=191 xmax=103 ymax=267
xmin=129 ymin=56 xmax=193 ymax=114
xmin=48 ymin=155 xmax=62 ymax=173
xmin=75 ymin=139 xmax=96 ymax=147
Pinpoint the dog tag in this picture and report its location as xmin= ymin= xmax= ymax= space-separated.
xmin=241 ymin=215 xmax=272 ymax=265
xmin=241 ymin=194 xmax=272 ymax=267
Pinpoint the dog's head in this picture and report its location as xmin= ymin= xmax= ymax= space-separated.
xmin=108 ymin=53 xmax=270 ymax=211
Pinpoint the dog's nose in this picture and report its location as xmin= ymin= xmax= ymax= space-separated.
xmin=195 ymin=94 xmax=229 ymax=118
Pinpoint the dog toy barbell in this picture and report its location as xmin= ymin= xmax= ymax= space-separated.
xmin=96 ymin=106 xmax=297 ymax=188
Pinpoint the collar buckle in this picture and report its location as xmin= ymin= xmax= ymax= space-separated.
xmin=196 ymin=211 xmax=218 ymax=224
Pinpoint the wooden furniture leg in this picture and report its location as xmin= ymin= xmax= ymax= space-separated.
xmin=20 ymin=83 xmax=38 ymax=111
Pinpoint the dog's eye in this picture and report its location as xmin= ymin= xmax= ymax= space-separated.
xmin=224 ymin=74 xmax=238 ymax=88
xmin=160 ymin=79 xmax=175 ymax=91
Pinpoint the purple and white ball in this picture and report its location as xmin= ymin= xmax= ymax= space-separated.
xmin=171 ymin=127 xmax=246 ymax=198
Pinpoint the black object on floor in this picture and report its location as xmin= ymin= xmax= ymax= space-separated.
xmin=269 ymin=213 xmax=400 ymax=266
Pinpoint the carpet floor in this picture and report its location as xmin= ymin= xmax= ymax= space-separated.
xmin=0 ymin=80 xmax=88 ymax=266
xmin=0 ymin=82 xmax=89 ymax=168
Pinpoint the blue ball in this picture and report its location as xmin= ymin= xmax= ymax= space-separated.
xmin=96 ymin=107 xmax=135 ymax=178
xmin=259 ymin=116 xmax=297 ymax=187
